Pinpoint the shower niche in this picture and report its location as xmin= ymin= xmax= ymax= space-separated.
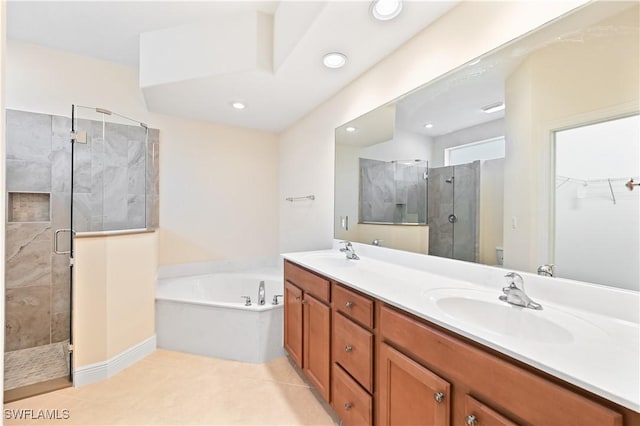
xmin=8 ymin=192 xmax=51 ymax=223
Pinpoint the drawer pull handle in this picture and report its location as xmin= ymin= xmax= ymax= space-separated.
xmin=465 ymin=415 xmax=477 ymax=426
xmin=434 ymin=392 xmax=445 ymax=403
xmin=344 ymin=402 xmax=353 ymax=411
xmin=345 ymin=301 xmax=354 ymax=308
xmin=345 ymin=345 xmax=353 ymax=352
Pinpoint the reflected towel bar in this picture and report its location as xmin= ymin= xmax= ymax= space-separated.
xmin=286 ymin=195 xmax=315 ymax=202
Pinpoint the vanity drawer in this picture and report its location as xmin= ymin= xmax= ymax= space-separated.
xmin=332 ymin=363 xmax=372 ymax=426
xmin=333 ymin=283 xmax=374 ymax=329
xmin=379 ymin=305 xmax=623 ymax=426
xmin=333 ymin=311 xmax=373 ymax=392
xmin=464 ymin=395 xmax=518 ymax=426
xmin=284 ymin=260 xmax=330 ymax=303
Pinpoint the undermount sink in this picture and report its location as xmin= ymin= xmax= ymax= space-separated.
xmin=424 ymin=288 xmax=604 ymax=344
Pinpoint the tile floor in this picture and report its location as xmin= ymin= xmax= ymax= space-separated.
xmin=4 ymin=350 xmax=338 ymax=425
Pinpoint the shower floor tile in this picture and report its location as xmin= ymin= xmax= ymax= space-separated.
xmin=3 ymin=349 xmax=338 ymax=425
xmin=4 ymin=341 xmax=69 ymax=391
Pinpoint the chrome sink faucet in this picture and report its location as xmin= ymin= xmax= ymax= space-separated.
xmin=499 ymin=272 xmax=542 ymax=310
xmin=537 ymin=264 xmax=555 ymax=277
xmin=339 ymin=240 xmax=360 ymax=260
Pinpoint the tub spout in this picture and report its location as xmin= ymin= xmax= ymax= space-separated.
xmin=258 ymin=280 xmax=266 ymax=305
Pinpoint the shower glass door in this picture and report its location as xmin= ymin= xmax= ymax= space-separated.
xmin=61 ymin=105 xmax=149 ymax=383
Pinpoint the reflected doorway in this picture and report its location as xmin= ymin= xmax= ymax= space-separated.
xmin=553 ymin=114 xmax=639 ymax=291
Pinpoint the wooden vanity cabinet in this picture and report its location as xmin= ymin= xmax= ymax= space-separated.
xmin=283 ymin=261 xmax=331 ymax=402
xmin=378 ymin=304 xmax=625 ymax=426
xmin=283 ymin=261 xmax=638 ymax=426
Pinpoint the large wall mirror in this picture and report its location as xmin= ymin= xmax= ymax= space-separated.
xmin=335 ymin=1 xmax=639 ymax=291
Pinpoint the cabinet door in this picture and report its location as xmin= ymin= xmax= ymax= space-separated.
xmin=464 ymin=395 xmax=518 ymax=426
xmin=284 ymin=281 xmax=303 ymax=368
xmin=379 ymin=343 xmax=450 ymax=426
xmin=303 ymin=293 xmax=331 ymax=402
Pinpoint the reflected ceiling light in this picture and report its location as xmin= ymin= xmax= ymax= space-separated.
xmin=468 ymin=58 xmax=481 ymax=66
xmin=481 ymin=102 xmax=505 ymax=113
xmin=323 ymin=52 xmax=347 ymax=69
xmin=345 ymin=126 xmax=357 ymax=133
xmin=231 ymin=101 xmax=246 ymax=110
xmin=424 ymin=123 xmax=433 ymax=129
xmin=370 ymin=0 xmax=403 ymax=21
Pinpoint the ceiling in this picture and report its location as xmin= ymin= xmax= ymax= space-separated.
xmin=7 ymin=0 xmax=459 ymax=132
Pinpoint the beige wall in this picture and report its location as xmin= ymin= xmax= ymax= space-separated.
xmin=73 ymin=232 xmax=157 ymax=367
xmin=503 ymin=4 xmax=640 ymax=272
xmin=158 ymin=115 xmax=278 ymax=266
xmin=279 ymin=0 xmax=588 ymax=253
xmin=5 ymin=41 xmax=280 ymax=266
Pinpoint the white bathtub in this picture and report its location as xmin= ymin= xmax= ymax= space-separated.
xmin=155 ymin=267 xmax=285 ymax=364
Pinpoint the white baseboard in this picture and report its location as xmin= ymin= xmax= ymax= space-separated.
xmin=73 ymin=335 xmax=156 ymax=387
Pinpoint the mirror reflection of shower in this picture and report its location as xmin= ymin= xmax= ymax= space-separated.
xmin=359 ymin=158 xmax=428 ymax=224
xmin=554 ymin=114 xmax=640 ymax=291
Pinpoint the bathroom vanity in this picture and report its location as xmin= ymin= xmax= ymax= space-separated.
xmin=282 ymin=247 xmax=640 ymax=426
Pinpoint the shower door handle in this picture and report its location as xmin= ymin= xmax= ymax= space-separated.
xmin=54 ymin=229 xmax=75 ymax=255
xmin=448 ymin=214 xmax=457 ymax=224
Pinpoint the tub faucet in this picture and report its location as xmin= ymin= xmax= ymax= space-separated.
xmin=272 ymin=294 xmax=283 ymax=305
xmin=258 ymin=281 xmax=266 ymax=305
xmin=339 ymin=240 xmax=360 ymax=260
xmin=499 ymin=272 xmax=542 ymax=310
xmin=240 ymin=296 xmax=252 ymax=306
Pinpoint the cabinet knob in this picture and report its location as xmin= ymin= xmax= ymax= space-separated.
xmin=301 ymin=299 xmax=307 ymax=305
xmin=465 ymin=415 xmax=477 ymax=426
xmin=344 ymin=402 xmax=353 ymax=411
xmin=345 ymin=301 xmax=354 ymax=308
xmin=345 ymin=345 xmax=353 ymax=352
xmin=434 ymin=392 xmax=445 ymax=403
xmin=295 ymin=295 xmax=301 ymax=301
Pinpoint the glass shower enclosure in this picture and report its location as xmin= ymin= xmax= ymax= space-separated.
xmin=4 ymin=105 xmax=156 ymax=401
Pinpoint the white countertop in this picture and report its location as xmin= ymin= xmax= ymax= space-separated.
xmin=282 ymin=244 xmax=640 ymax=413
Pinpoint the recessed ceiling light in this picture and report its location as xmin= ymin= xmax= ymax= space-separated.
xmin=424 ymin=123 xmax=433 ymax=129
xmin=231 ymin=101 xmax=246 ymax=110
xmin=323 ymin=52 xmax=347 ymax=69
xmin=345 ymin=126 xmax=357 ymax=133
xmin=481 ymin=102 xmax=505 ymax=114
xmin=370 ymin=0 xmax=403 ymax=21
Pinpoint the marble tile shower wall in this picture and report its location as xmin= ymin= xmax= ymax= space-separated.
xmin=4 ymin=109 xmax=159 ymax=352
